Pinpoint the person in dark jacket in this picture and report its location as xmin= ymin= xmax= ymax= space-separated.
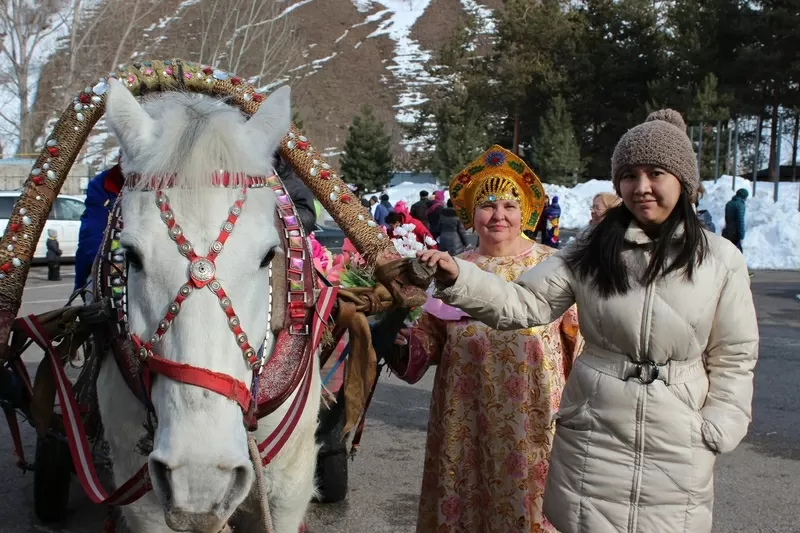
xmin=410 ymin=190 xmax=432 ymax=228
xmin=427 ymin=190 xmax=446 ymax=238
xmin=374 ymin=194 xmax=394 ymax=227
xmin=437 ymin=199 xmax=470 ymax=256
xmin=542 ymin=195 xmax=561 ymax=248
xmin=274 ymin=152 xmax=317 ymax=234
xmin=723 ymin=188 xmax=748 ymax=252
xmin=46 ymin=228 xmax=63 ymax=281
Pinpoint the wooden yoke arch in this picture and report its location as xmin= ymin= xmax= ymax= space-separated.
xmin=0 ymin=58 xmax=428 ymax=351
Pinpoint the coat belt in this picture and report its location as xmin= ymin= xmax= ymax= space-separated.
xmin=580 ymin=344 xmax=707 ymax=385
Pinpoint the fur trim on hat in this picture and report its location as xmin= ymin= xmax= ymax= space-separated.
xmin=611 ymin=108 xmax=699 ymax=198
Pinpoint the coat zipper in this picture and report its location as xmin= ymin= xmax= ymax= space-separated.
xmin=628 ymin=278 xmax=656 ymax=532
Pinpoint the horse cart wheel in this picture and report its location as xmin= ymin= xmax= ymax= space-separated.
xmin=33 ymin=434 xmax=72 ymax=523
xmin=313 ymin=388 xmax=348 ymax=503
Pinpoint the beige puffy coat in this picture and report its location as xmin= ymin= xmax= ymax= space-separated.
xmin=436 ymin=225 xmax=758 ymax=533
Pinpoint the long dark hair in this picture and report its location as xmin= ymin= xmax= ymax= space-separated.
xmin=564 ymin=191 xmax=709 ymax=297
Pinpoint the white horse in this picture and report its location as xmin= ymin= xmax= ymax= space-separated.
xmin=96 ymin=78 xmax=321 ymax=533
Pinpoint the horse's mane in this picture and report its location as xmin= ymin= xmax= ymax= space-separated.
xmin=124 ymin=90 xmax=273 ymax=193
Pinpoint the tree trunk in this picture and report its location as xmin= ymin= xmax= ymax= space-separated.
xmin=792 ymin=112 xmax=799 ymax=183
xmin=768 ymin=98 xmax=779 ymax=182
xmin=512 ymin=114 xmax=520 ymax=155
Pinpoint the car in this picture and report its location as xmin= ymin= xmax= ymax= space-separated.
xmin=0 ymin=191 xmax=85 ymax=262
xmin=312 ymin=221 xmax=346 ymax=253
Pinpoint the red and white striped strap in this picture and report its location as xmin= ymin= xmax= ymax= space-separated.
xmin=259 ymin=286 xmax=337 ymax=464
xmin=16 ymin=315 xmax=151 ymax=505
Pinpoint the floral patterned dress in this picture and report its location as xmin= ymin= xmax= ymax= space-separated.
xmin=394 ymin=245 xmax=583 ymax=533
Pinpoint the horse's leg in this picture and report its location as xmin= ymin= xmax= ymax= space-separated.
xmin=96 ymin=350 xmax=173 ymax=533
xmin=256 ymin=358 xmax=322 ymax=533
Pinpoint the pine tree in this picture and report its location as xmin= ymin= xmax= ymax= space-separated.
xmin=530 ymin=96 xmax=583 ymax=184
xmin=407 ymin=15 xmax=490 ymax=182
xmin=339 ymin=105 xmax=393 ymax=191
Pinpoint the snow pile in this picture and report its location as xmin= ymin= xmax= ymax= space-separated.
xmin=383 ymin=176 xmax=800 ymax=270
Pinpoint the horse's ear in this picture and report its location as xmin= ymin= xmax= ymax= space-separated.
xmin=246 ymin=85 xmax=291 ymax=149
xmin=106 ymin=78 xmax=156 ymax=150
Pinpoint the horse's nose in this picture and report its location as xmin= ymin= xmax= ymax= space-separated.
xmin=148 ymin=452 xmax=254 ymax=519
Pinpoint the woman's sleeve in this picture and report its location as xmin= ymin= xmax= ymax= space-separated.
xmin=386 ymin=312 xmax=447 ymax=384
xmin=559 ymin=304 xmax=583 ymax=379
xmin=436 ymin=254 xmax=576 ymax=331
xmin=701 ymin=251 xmax=759 ymax=454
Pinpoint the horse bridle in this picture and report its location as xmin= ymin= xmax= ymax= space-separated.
xmin=126 ymin=173 xmax=272 ymax=414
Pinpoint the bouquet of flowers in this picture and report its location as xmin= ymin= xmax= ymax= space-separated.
xmin=389 ymin=224 xmax=438 ymax=259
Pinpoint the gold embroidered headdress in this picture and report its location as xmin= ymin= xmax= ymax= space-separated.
xmin=449 ymin=145 xmax=546 ymax=232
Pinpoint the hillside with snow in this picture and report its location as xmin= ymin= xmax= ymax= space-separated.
xmin=13 ymin=0 xmax=499 ymax=165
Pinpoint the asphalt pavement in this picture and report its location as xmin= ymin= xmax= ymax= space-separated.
xmin=0 ymin=266 xmax=798 ymax=533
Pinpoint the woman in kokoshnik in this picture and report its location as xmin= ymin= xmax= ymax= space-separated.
xmin=387 ymin=145 xmax=583 ymax=533
xmin=418 ymin=109 xmax=758 ymax=533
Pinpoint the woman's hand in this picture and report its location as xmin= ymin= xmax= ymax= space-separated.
xmin=416 ymin=250 xmax=460 ymax=286
xmin=394 ymin=328 xmax=410 ymax=346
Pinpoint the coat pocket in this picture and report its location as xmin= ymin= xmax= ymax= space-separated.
xmin=553 ymin=398 xmax=592 ymax=431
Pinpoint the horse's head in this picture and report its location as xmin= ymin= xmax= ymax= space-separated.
xmin=106 ymin=78 xmax=290 ymax=531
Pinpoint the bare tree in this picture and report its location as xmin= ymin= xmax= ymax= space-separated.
xmin=56 ymin=0 xmax=116 ymax=94
xmin=195 ymin=0 xmax=298 ymax=90
xmin=0 ymin=0 xmax=68 ymax=156
xmin=108 ymin=0 xmax=161 ymax=71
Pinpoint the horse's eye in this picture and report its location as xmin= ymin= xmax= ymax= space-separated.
xmin=125 ymin=248 xmax=143 ymax=270
xmin=260 ymin=247 xmax=277 ymax=268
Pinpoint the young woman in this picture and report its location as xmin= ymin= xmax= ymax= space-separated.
xmin=417 ymin=110 xmax=758 ymax=533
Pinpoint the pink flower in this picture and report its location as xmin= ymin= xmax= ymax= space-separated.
xmin=467 ymin=337 xmax=489 ymax=363
xmin=504 ymin=375 xmax=527 ymax=401
xmin=440 ymin=495 xmax=461 ymax=523
xmin=526 ymin=338 xmax=544 ymax=366
xmin=533 ymin=460 xmax=549 ymax=484
xmin=503 ymin=451 xmax=527 ymax=479
xmin=453 ymin=376 xmax=477 ymax=400
xmin=477 ymin=411 xmax=490 ymax=433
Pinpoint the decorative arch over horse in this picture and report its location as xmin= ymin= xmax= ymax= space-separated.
xmin=0 ymin=59 xmax=431 ymax=533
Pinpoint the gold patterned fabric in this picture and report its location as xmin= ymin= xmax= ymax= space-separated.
xmin=402 ymin=244 xmax=582 ymax=533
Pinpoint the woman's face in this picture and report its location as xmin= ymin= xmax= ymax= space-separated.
xmin=618 ymin=165 xmax=682 ymax=226
xmin=473 ymin=200 xmax=522 ymax=245
xmin=590 ymin=197 xmax=607 ymax=225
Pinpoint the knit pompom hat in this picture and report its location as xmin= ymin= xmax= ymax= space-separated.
xmin=611 ymin=109 xmax=699 ymax=198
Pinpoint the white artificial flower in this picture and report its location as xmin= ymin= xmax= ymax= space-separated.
xmin=424 ymin=235 xmax=437 ymax=247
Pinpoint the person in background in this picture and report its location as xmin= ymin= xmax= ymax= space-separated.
xmin=369 ymin=196 xmax=379 ymax=218
xmin=389 ymin=145 xmax=581 ymax=533
xmin=374 ymin=193 xmax=394 ymax=227
xmin=410 ymin=190 xmax=432 ymax=228
xmin=437 ymin=199 xmax=470 ymax=256
xmin=274 ymin=151 xmax=317 ymax=234
xmin=524 ymin=193 xmax=550 ymax=242
xmin=420 ymin=109 xmax=758 ymax=533
xmin=74 ymin=162 xmax=125 ymax=293
xmin=589 ymin=192 xmax=622 ymax=225
xmin=385 ymin=211 xmax=436 ymax=248
xmin=723 ymin=188 xmax=748 ymax=252
xmin=394 ymin=200 xmax=410 ymax=217
xmin=46 ymin=228 xmax=63 ymax=281
xmin=427 ymin=190 xmax=446 ymax=238
xmin=543 ymin=195 xmax=561 ymax=248
xmin=695 ymin=183 xmax=715 ymax=233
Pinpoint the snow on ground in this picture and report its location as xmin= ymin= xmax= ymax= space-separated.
xmin=382 ymin=177 xmax=800 ymax=270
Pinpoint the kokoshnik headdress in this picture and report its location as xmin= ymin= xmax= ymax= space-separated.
xmin=449 ymin=145 xmax=547 ymax=232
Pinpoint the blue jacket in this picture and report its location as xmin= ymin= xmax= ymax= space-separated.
xmin=374 ymin=203 xmax=391 ymax=227
xmin=74 ymin=166 xmax=123 ymax=291
xmin=724 ymin=189 xmax=748 ymax=240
